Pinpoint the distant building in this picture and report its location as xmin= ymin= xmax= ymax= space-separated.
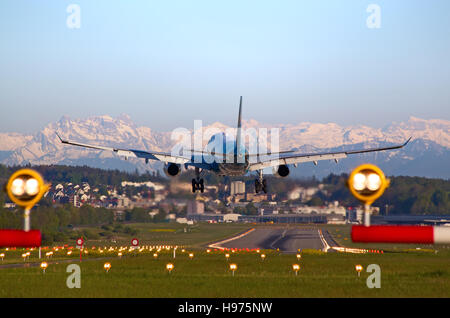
xmin=223 ymin=213 xmax=240 ymax=222
xmin=176 ymin=218 xmax=188 ymax=224
xmin=166 ymin=213 xmax=176 ymax=220
xmin=73 ymin=195 xmax=81 ymax=208
xmin=346 ymin=207 xmax=364 ymax=223
xmin=187 ymin=200 xmax=205 ymax=215
xmin=117 ymin=196 xmax=131 ymax=208
xmin=230 ymin=181 xmax=245 ymax=196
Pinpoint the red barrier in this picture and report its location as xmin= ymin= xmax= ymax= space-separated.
xmin=0 ymin=229 xmax=41 ymax=247
xmin=352 ymin=225 xmax=434 ymax=244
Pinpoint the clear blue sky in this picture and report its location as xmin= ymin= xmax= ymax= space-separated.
xmin=1 ymin=0 xmax=449 ymax=133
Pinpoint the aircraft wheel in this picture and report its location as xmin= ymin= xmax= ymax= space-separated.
xmin=192 ymin=179 xmax=197 ymax=193
xmin=262 ymin=179 xmax=268 ymax=193
xmin=255 ymin=179 xmax=261 ymax=193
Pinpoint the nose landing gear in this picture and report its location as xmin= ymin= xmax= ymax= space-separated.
xmin=255 ymin=170 xmax=267 ymax=194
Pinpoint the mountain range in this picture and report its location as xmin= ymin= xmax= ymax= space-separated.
xmin=0 ymin=115 xmax=449 ymax=179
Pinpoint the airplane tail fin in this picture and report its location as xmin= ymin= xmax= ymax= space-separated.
xmin=236 ymin=96 xmax=243 ymax=153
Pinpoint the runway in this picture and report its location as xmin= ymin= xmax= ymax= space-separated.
xmin=218 ymin=226 xmax=338 ymax=253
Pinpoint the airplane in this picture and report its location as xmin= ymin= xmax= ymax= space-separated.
xmin=57 ymin=97 xmax=411 ymax=194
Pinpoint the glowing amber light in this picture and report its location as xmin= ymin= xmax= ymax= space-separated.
xmin=292 ymin=264 xmax=300 ymax=275
xmin=104 ymin=262 xmax=111 ymax=272
xmin=40 ymin=262 xmax=48 ymax=273
xmin=229 ymin=263 xmax=237 ymax=276
xmin=355 ymin=264 xmax=363 ymax=277
xmin=166 ymin=263 xmax=174 ymax=273
xmin=188 ymin=253 xmax=194 ymax=259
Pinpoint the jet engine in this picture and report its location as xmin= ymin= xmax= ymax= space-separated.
xmin=164 ymin=163 xmax=181 ymax=177
xmin=272 ymin=164 xmax=290 ymax=177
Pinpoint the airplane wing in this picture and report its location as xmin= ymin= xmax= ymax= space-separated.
xmin=56 ymin=133 xmax=191 ymax=164
xmin=248 ymin=137 xmax=412 ymax=171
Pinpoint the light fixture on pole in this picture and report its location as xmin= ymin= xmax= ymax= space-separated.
xmin=355 ymin=264 xmax=363 ymax=277
xmin=229 ymin=263 xmax=237 ymax=276
xmin=40 ymin=261 xmax=48 ymax=274
xmin=292 ymin=264 xmax=300 ymax=276
xmin=166 ymin=263 xmax=174 ymax=274
xmin=348 ymin=164 xmax=389 ymax=227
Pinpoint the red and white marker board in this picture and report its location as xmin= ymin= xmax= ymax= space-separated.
xmin=131 ymin=238 xmax=139 ymax=247
xmin=76 ymin=237 xmax=84 ymax=248
xmin=0 ymin=229 xmax=41 ymax=247
xmin=352 ymin=225 xmax=450 ymax=244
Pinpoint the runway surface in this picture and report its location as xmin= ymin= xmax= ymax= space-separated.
xmin=219 ymin=226 xmax=339 ymax=253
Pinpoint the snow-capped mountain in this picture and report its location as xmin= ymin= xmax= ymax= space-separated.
xmin=1 ymin=115 xmax=449 ymax=178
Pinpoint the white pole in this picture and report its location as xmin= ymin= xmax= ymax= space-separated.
xmin=24 ymin=208 xmax=31 ymax=232
xmin=39 ymin=247 xmax=41 ymax=259
xmin=173 ymin=247 xmax=176 ymax=259
xmin=364 ymin=204 xmax=371 ymax=227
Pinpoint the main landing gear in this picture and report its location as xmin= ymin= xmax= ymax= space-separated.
xmin=192 ymin=167 xmax=204 ymax=193
xmin=255 ymin=170 xmax=267 ymax=194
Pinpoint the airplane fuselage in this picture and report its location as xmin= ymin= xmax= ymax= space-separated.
xmin=202 ymin=134 xmax=249 ymax=176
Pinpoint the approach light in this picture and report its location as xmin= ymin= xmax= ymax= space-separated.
xmin=11 ymin=178 xmax=25 ymax=196
xmin=366 ymin=173 xmax=381 ymax=191
xmin=118 ymin=252 xmax=122 ymax=257
xmin=229 ymin=263 xmax=237 ymax=276
xmin=352 ymin=173 xmax=366 ymax=191
xmin=166 ymin=263 xmax=174 ymax=273
xmin=104 ymin=262 xmax=111 ymax=272
xmin=189 ymin=253 xmax=194 ymax=259
xmin=292 ymin=264 xmax=300 ymax=275
xmin=355 ymin=264 xmax=363 ymax=277
xmin=0 ymin=253 xmax=4 ymax=261
xmin=153 ymin=253 xmax=158 ymax=258
xmin=261 ymin=254 xmax=266 ymax=261
xmin=225 ymin=253 xmax=230 ymax=261
xmin=40 ymin=261 xmax=48 ymax=273
xmin=296 ymin=254 xmax=301 ymax=260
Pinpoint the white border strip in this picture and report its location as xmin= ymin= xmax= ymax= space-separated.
xmin=434 ymin=226 xmax=450 ymax=244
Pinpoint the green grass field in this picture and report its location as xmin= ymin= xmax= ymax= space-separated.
xmin=1 ymin=223 xmax=449 ymax=297
xmin=73 ymin=222 xmax=251 ymax=248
